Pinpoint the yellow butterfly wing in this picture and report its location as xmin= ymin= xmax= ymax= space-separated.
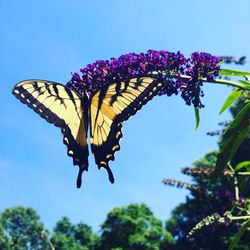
xmin=12 ymin=80 xmax=89 ymax=187
xmin=90 ymin=77 xmax=163 ymax=182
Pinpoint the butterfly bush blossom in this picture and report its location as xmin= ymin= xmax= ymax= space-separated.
xmin=66 ymin=50 xmax=221 ymax=108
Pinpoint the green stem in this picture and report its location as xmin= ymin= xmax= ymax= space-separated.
xmin=236 ymin=172 xmax=250 ymax=176
xmin=153 ymin=72 xmax=248 ymax=89
xmin=229 ymin=215 xmax=250 ymax=221
xmin=179 ymin=74 xmax=245 ymax=89
xmin=224 ymin=171 xmax=250 ymax=176
xmin=228 ymin=163 xmax=239 ymax=201
xmin=203 ymin=78 xmax=244 ymax=88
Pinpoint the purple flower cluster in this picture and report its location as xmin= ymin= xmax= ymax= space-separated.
xmin=180 ymin=52 xmax=221 ymax=108
xmin=66 ymin=50 xmax=221 ymax=108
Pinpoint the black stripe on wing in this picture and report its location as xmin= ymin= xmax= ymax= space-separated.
xmin=12 ymin=80 xmax=89 ymax=188
xmin=90 ymin=77 xmax=163 ymax=182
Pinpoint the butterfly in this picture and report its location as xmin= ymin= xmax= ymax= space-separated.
xmin=12 ymin=77 xmax=163 ymax=187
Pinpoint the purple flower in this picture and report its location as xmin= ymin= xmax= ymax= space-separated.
xmin=180 ymin=52 xmax=221 ymax=108
xmin=66 ymin=50 xmax=221 ymax=108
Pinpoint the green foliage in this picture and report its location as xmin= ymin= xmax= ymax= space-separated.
xmin=0 ymin=205 xmax=173 ymax=250
xmin=194 ymin=107 xmax=200 ymax=130
xmin=50 ymin=217 xmax=99 ymax=250
xmin=219 ymin=69 xmax=250 ymax=77
xmin=0 ymin=207 xmax=50 ymax=250
xmin=167 ymin=152 xmax=228 ymax=249
xmin=219 ymin=88 xmax=243 ymax=114
xmin=0 ymin=208 xmax=98 ymax=250
xmin=235 ymin=161 xmax=250 ymax=171
xmin=230 ymin=98 xmax=250 ymax=166
xmin=230 ymin=98 xmax=248 ymax=117
xmin=97 ymin=203 xmax=174 ymax=250
xmin=165 ymin=152 xmax=250 ymax=250
xmin=0 ymin=224 xmax=11 ymax=249
xmin=238 ymin=80 xmax=250 ymax=90
xmin=229 ymin=220 xmax=250 ymax=250
xmin=214 ymin=102 xmax=250 ymax=176
xmin=165 ymin=93 xmax=250 ymax=249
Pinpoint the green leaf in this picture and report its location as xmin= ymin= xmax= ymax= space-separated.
xmin=194 ymin=107 xmax=200 ymax=130
xmin=220 ymin=69 xmax=250 ymax=77
xmin=239 ymin=176 xmax=250 ymax=193
xmin=238 ymin=80 xmax=250 ymax=90
xmin=239 ymin=80 xmax=250 ymax=85
xmin=213 ymin=102 xmax=250 ymax=177
xmin=228 ymin=220 xmax=250 ymax=250
xmin=219 ymin=88 xmax=243 ymax=114
xmin=235 ymin=161 xmax=250 ymax=171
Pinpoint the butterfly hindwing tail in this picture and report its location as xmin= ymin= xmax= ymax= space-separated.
xmin=90 ymin=77 xmax=163 ymax=181
xmin=12 ymin=80 xmax=89 ymax=187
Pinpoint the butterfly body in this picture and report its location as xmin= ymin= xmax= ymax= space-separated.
xmin=12 ymin=77 xmax=163 ymax=187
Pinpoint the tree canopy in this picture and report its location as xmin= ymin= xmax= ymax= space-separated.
xmin=97 ymin=203 xmax=174 ymax=250
xmin=0 ymin=206 xmax=49 ymax=250
xmin=0 ymin=204 xmax=174 ymax=250
xmin=50 ymin=217 xmax=98 ymax=250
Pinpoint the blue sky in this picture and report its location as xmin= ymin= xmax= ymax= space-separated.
xmin=1 ymin=0 xmax=250 ymax=232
